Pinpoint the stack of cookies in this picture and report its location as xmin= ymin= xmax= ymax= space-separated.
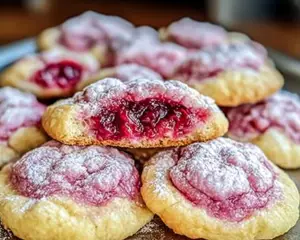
xmin=159 ymin=18 xmax=300 ymax=170
xmin=0 ymin=11 xmax=299 ymax=240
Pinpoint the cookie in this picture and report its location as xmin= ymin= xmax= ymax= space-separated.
xmin=117 ymin=41 xmax=187 ymax=79
xmin=0 ymin=141 xmax=153 ymax=240
xmin=172 ymin=41 xmax=284 ymax=106
xmin=0 ymin=87 xmax=47 ymax=167
xmin=37 ymin=11 xmax=135 ymax=67
xmin=159 ymin=17 xmax=249 ymax=50
xmin=0 ymin=49 xmax=99 ymax=99
xmin=225 ymin=91 xmax=300 ymax=169
xmin=42 ymin=78 xmax=228 ymax=148
xmin=77 ymin=63 xmax=162 ymax=90
xmin=141 ymin=138 xmax=299 ymax=240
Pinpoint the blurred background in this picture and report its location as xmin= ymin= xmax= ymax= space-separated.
xmin=0 ymin=0 xmax=300 ymax=59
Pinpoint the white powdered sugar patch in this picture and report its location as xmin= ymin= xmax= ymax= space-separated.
xmin=147 ymin=138 xmax=281 ymax=222
xmin=0 ymin=87 xmax=45 ymax=143
xmin=173 ymin=41 xmax=267 ymax=82
xmin=10 ymin=141 xmax=140 ymax=206
xmin=167 ymin=17 xmax=227 ymax=49
xmin=170 ymin=138 xmax=275 ymax=199
xmin=115 ymin=64 xmax=163 ymax=81
xmin=132 ymin=26 xmax=159 ymax=44
xmin=145 ymin=149 xmax=176 ymax=198
xmin=69 ymin=78 xmax=219 ymax=116
xmin=40 ymin=49 xmax=99 ymax=72
xmin=19 ymin=48 xmax=99 ymax=75
xmin=117 ymin=41 xmax=187 ymax=78
xmin=60 ymin=11 xmax=135 ymax=51
xmin=227 ymin=91 xmax=300 ymax=143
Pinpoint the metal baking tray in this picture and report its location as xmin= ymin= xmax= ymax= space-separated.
xmin=0 ymin=38 xmax=299 ymax=240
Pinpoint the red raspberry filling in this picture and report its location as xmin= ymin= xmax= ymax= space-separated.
xmin=168 ymin=138 xmax=281 ymax=222
xmin=115 ymin=64 xmax=162 ymax=81
xmin=72 ymin=78 xmax=215 ymax=143
xmin=31 ymin=60 xmax=83 ymax=89
xmin=225 ymin=91 xmax=300 ymax=144
xmin=117 ymin=42 xmax=187 ymax=78
xmin=173 ymin=42 xmax=266 ymax=82
xmin=59 ymin=11 xmax=134 ymax=52
xmin=0 ymin=88 xmax=45 ymax=143
xmin=89 ymin=97 xmax=209 ymax=141
xmin=10 ymin=141 xmax=141 ymax=206
xmin=167 ymin=18 xmax=227 ymax=49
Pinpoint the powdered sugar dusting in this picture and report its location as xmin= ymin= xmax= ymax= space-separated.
xmin=10 ymin=141 xmax=141 ymax=206
xmin=58 ymin=78 xmax=220 ymax=143
xmin=115 ymin=64 xmax=162 ymax=81
xmin=0 ymin=87 xmax=45 ymax=143
xmin=173 ymin=41 xmax=267 ymax=82
xmin=148 ymin=138 xmax=281 ymax=222
xmin=226 ymin=91 xmax=300 ymax=143
xmin=132 ymin=26 xmax=159 ymax=44
xmin=167 ymin=17 xmax=227 ymax=49
xmin=117 ymin=41 xmax=187 ymax=78
xmin=39 ymin=49 xmax=99 ymax=72
xmin=72 ymin=78 xmax=217 ymax=111
xmin=59 ymin=11 xmax=135 ymax=52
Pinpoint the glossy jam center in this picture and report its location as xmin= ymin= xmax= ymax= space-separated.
xmin=88 ymin=98 xmax=209 ymax=141
xmin=225 ymin=92 xmax=300 ymax=143
xmin=31 ymin=60 xmax=83 ymax=89
xmin=10 ymin=141 xmax=140 ymax=206
xmin=169 ymin=139 xmax=280 ymax=222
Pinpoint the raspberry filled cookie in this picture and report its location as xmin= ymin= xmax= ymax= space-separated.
xmin=0 ymin=141 xmax=153 ymax=240
xmin=0 ymin=87 xmax=47 ymax=167
xmin=225 ymin=91 xmax=300 ymax=169
xmin=43 ymin=78 xmax=228 ymax=148
xmin=142 ymin=138 xmax=299 ymax=240
xmin=117 ymin=41 xmax=187 ymax=79
xmin=172 ymin=42 xmax=284 ymax=106
xmin=0 ymin=49 xmax=99 ymax=99
xmin=77 ymin=63 xmax=162 ymax=90
xmin=37 ymin=11 xmax=135 ymax=66
xmin=159 ymin=17 xmax=249 ymax=50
